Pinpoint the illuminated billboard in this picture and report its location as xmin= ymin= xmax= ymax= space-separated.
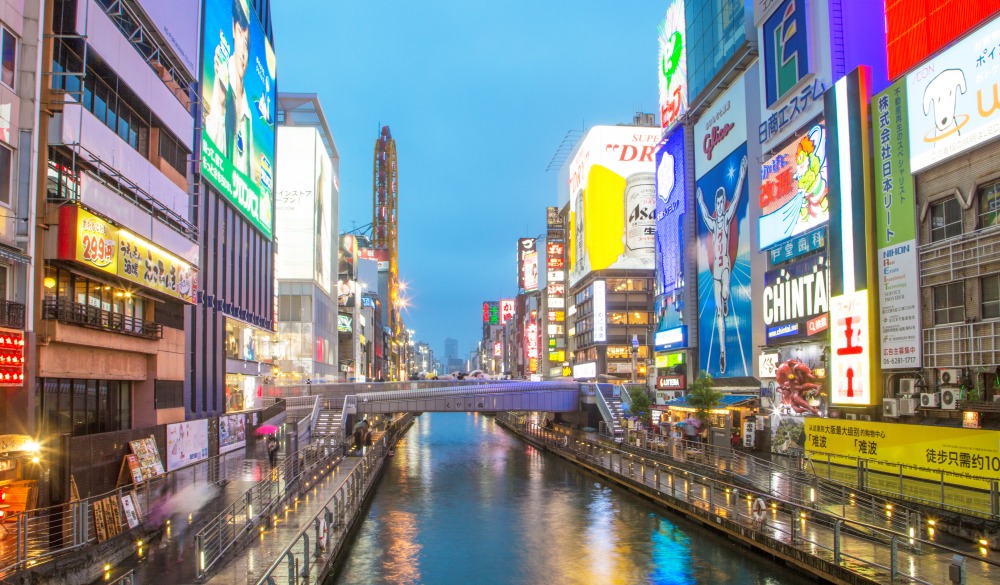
xmin=201 ymin=0 xmax=277 ymax=239
xmin=656 ymin=127 xmax=686 ymax=294
xmin=593 ymin=280 xmax=607 ymax=343
xmin=568 ymin=126 xmax=659 ymax=287
xmin=758 ymin=124 xmax=829 ymax=250
xmin=517 ymin=238 xmax=537 ymax=291
xmin=482 ymin=301 xmax=500 ymax=325
xmin=762 ymin=254 xmax=829 ymax=344
xmin=694 ymin=76 xmax=751 ymax=378
xmin=547 ymin=242 xmax=565 ymax=269
xmin=658 ymin=0 xmax=687 ymax=131
xmin=523 ymin=251 xmax=539 ymax=292
xmin=906 ymin=12 xmax=1000 ymax=172
xmin=885 ymin=0 xmax=1000 ymax=80
xmin=57 ymin=206 xmax=197 ymax=303
xmin=499 ymin=299 xmax=515 ymax=325
xmin=275 ymin=126 xmax=334 ymax=293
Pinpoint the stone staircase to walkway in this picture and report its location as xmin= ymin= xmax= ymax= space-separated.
xmin=598 ymin=384 xmax=626 ymax=440
xmin=313 ymin=408 xmax=343 ymax=446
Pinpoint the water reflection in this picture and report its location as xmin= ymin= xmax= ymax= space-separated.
xmin=331 ymin=414 xmax=813 ymax=585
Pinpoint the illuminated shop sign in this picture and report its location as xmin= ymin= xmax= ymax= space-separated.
xmin=548 ymin=283 xmax=565 ymax=296
xmin=547 ymin=242 xmax=565 ymax=269
xmin=499 ymin=299 xmax=515 ymax=325
xmin=758 ymin=124 xmax=829 ymax=250
xmin=0 ymin=331 xmax=24 ymax=386
xmin=482 ymin=301 xmax=500 ymax=325
xmin=762 ymin=254 xmax=830 ymax=343
xmin=830 ymin=291 xmax=872 ymax=406
xmin=658 ymin=0 xmax=688 ymax=131
xmin=655 ymin=352 xmax=683 ymax=369
xmin=593 ymin=280 xmax=607 ymax=343
xmin=654 ymin=326 xmax=686 ymax=352
xmin=57 ymin=206 xmax=197 ymax=303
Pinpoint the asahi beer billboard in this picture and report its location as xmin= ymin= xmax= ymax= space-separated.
xmin=568 ymin=126 xmax=659 ymax=287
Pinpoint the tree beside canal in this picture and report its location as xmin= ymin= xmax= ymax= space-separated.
xmin=687 ymin=374 xmax=722 ymax=425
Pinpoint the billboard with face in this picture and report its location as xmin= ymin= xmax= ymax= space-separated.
xmin=758 ymin=124 xmax=829 ymax=250
xmin=568 ymin=126 xmax=660 ymax=287
xmin=201 ymin=0 xmax=277 ymax=239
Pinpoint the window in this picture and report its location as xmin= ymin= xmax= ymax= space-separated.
xmin=0 ymin=143 xmax=11 ymax=206
xmin=979 ymin=179 xmax=1000 ymax=229
xmin=930 ymin=198 xmax=962 ymax=241
xmin=1 ymin=27 xmax=15 ymax=88
xmin=933 ymin=282 xmax=965 ymax=325
xmin=159 ymin=131 xmax=188 ymax=176
xmin=983 ymin=276 xmax=1000 ymax=319
xmin=38 ymin=378 xmax=132 ymax=436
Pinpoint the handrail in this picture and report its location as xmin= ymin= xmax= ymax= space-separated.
xmin=42 ymin=297 xmax=163 ymax=339
xmin=592 ymin=385 xmax=621 ymax=440
xmin=500 ymin=414 xmax=1000 ymax=584
xmin=194 ymin=440 xmax=343 ymax=580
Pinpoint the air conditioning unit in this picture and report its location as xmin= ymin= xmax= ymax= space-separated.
xmin=859 ymin=415 xmax=872 ymax=422
xmin=921 ymin=392 xmax=941 ymax=408
xmin=845 ymin=413 xmax=858 ymax=420
xmin=899 ymin=398 xmax=919 ymax=416
xmin=941 ymin=387 xmax=960 ymax=410
xmin=938 ymin=368 xmax=962 ymax=386
xmin=898 ymin=378 xmax=919 ymax=396
xmin=883 ymin=398 xmax=899 ymax=418
xmin=993 ymin=395 xmax=1000 ymax=404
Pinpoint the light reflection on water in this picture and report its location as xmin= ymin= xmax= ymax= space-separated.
xmin=330 ymin=413 xmax=814 ymax=585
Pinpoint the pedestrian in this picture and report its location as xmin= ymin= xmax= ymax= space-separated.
xmin=267 ymin=435 xmax=278 ymax=469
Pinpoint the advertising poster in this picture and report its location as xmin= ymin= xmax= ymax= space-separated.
xmin=568 ymin=126 xmax=660 ymax=287
xmin=806 ymin=418 xmax=1000 ymax=488
xmin=656 ymin=128 xmax=686 ymax=294
xmin=128 ymin=437 xmax=165 ymax=479
xmin=337 ymin=314 xmax=352 ymax=333
xmin=696 ymin=142 xmax=752 ymax=377
xmin=120 ymin=493 xmax=141 ymax=529
xmin=201 ymin=0 xmax=277 ymax=239
xmin=166 ymin=419 xmax=209 ymax=471
xmin=762 ymin=254 xmax=830 ymax=343
xmin=517 ymin=238 xmax=537 ymax=290
xmin=906 ymin=13 xmax=1000 ymax=172
xmin=758 ymin=124 xmax=829 ymax=250
xmin=874 ymin=79 xmax=921 ymax=369
xmin=523 ymin=251 xmax=539 ymax=292
xmin=658 ymin=0 xmax=687 ymax=131
xmin=219 ymin=413 xmax=247 ymax=454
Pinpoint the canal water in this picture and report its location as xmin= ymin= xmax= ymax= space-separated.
xmin=330 ymin=413 xmax=814 ymax=585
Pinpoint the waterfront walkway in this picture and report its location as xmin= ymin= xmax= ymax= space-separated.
xmin=501 ymin=416 xmax=1000 ymax=585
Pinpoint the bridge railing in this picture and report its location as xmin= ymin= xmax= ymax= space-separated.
xmin=499 ymin=414 xmax=1000 ymax=585
xmin=194 ymin=441 xmax=343 ymax=580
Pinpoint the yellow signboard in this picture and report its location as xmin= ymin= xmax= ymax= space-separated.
xmin=59 ymin=206 xmax=197 ymax=303
xmin=805 ymin=419 xmax=1000 ymax=487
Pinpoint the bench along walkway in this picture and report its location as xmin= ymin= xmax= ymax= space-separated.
xmin=499 ymin=414 xmax=1000 ymax=585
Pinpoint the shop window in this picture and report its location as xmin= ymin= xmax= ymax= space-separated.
xmin=628 ymin=312 xmax=650 ymax=325
xmin=608 ymin=278 xmax=648 ymax=292
xmin=933 ymin=282 xmax=965 ymax=325
xmin=979 ymin=179 xmax=1000 ymax=229
xmin=38 ymin=378 xmax=132 ymax=436
xmin=930 ymin=198 xmax=962 ymax=241
xmin=983 ymin=275 xmax=1000 ymax=319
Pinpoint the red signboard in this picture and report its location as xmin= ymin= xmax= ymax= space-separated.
xmin=885 ymin=0 xmax=1000 ymax=79
xmin=0 ymin=331 xmax=24 ymax=386
xmin=657 ymin=375 xmax=686 ymax=390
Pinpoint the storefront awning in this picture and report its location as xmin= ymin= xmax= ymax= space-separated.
xmin=662 ymin=394 xmax=757 ymax=409
xmin=709 ymin=376 xmax=761 ymax=391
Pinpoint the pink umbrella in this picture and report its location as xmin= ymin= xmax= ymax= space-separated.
xmin=255 ymin=424 xmax=278 ymax=435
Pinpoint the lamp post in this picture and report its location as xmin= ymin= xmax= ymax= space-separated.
xmin=631 ymin=334 xmax=639 ymax=383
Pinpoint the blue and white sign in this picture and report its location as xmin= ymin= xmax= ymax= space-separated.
xmin=656 ymin=128 xmax=687 ymax=294
xmin=761 ymin=0 xmax=811 ymax=108
xmin=655 ymin=326 xmax=687 ymax=352
xmin=767 ymin=226 xmax=826 ymax=266
xmin=762 ymin=254 xmax=830 ymax=344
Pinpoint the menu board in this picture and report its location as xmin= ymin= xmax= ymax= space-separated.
xmin=125 ymin=454 xmax=143 ymax=484
xmin=127 ymin=436 xmax=165 ymax=481
xmin=93 ymin=495 xmax=123 ymax=542
xmin=120 ymin=492 xmax=141 ymax=529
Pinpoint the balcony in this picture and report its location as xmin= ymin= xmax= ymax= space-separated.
xmin=922 ymin=320 xmax=1000 ymax=369
xmin=920 ymin=226 xmax=1000 ymax=285
xmin=0 ymin=300 xmax=25 ymax=329
xmin=42 ymin=298 xmax=162 ymax=340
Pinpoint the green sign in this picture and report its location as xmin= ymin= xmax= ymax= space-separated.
xmin=200 ymin=0 xmax=276 ymax=240
xmin=873 ymin=79 xmax=915 ymax=248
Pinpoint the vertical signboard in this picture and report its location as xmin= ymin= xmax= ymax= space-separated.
xmin=656 ymin=127 xmax=686 ymax=294
xmin=874 ymin=79 xmax=921 ymax=369
xmin=695 ymin=77 xmax=752 ymax=377
xmin=885 ymin=0 xmax=1000 ymax=80
xmin=658 ymin=0 xmax=687 ymax=131
xmin=517 ymin=238 xmax=537 ymax=291
xmin=830 ymin=292 xmax=872 ymax=405
xmin=593 ymin=280 xmax=607 ymax=343
xmin=499 ymin=299 xmax=515 ymax=325
xmin=201 ymin=0 xmax=277 ymax=239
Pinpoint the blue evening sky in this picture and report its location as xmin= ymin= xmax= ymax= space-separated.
xmin=273 ymin=0 xmax=662 ymax=361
